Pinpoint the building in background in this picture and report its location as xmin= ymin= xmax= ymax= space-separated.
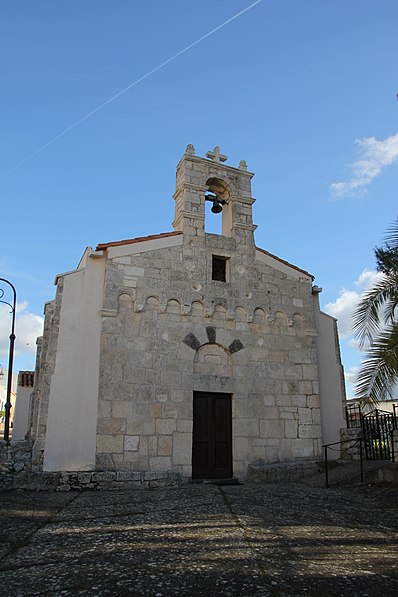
xmin=0 ymin=375 xmax=16 ymax=436
xmin=12 ymin=371 xmax=35 ymax=441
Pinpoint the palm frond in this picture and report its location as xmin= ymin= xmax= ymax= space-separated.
xmin=384 ymin=296 xmax=398 ymax=325
xmin=352 ymin=274 xmax=398 ymax=347
xmin=376 ymin=217 xmax=398 ymax=274
xmin=384 ymin=216 xmax=398 ymax=249
xmin=354 ymin=322 xmax=398 ymax=406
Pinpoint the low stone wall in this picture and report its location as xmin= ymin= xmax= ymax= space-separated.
xmin=57 ymin=470 xmax=181 ymax=491
xmin=0 ymin=439 xmax=32 ymax=473
xmin=0 ymin=469 xmax=181 ymax=492
xmin=365 ymin=463 xmax=398 ymax=485
xmin=246 ymin=459 xmax=321 ymax=483
xmin=340 ymin=428 xmax=364 ymax=461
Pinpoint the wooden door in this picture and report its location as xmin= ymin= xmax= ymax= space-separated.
xmin=192 ymin=392 xmax=232 ymax=479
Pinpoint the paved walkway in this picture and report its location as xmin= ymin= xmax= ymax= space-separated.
xmin=0 ymin=479 xmax=397 ymax=596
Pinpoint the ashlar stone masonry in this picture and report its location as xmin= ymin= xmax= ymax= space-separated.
xmin=29 ymin=145 xmax=346 ymax=480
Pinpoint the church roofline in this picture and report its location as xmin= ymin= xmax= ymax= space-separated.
xmin=177 ymin=152 xmax=255 ymax=179
xmin=255 ymin=246 xmax=314 ymax=281
xmin=96 ymin=231 xmax=183 ymax=251
xmin=94 ymin=231 xmax=313 ymax=280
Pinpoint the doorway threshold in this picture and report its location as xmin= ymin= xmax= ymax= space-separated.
xmin=191 ymin=477 xmax=242 ymax=486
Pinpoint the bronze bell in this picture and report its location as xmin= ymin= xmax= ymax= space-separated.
xmin=211 ymin=198 xmax=223 ymax=214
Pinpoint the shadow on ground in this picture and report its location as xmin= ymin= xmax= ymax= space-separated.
xmin=0 ymin=473 xmax=397 ymax=596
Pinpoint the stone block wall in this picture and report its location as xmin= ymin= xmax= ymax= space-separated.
xmin=95 ymin=235 xmax=321 ymax=479
xmin=0 ymin=440 xmax=32 ymax=473
xmin=340 ymin=427 xmax=363 ymax=460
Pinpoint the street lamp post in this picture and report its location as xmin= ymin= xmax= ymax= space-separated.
xmin=0 ymin=278 xmax=16 ymax=443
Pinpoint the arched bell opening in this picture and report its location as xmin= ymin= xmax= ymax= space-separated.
xmin=204 ymin=177 xmax=233 ymax=236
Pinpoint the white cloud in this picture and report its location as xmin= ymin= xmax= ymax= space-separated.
xmin=345 ymin=366 xmax=359 ymax=387
xmin=324 ymin=289 xmax=360 ymax=338
xmin=325 ymin=270 xmax=392 ymax=399
xmin=343 ymin=366 xmax=361 ymax=400
xmin=330 ymin=131 xmax=398 ymax=198
xmin=323 ymin=269 xmax=383 ymax=341
xmin=354 ymin=269 xmax=384 ymax=289
xmin=0 ymin=302 xmax=44 ymax=360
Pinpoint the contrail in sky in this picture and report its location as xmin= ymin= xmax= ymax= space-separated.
xmin=2 ymin=1 xmax=262 ymax=178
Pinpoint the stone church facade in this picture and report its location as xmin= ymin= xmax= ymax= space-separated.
xmin=29 ymin=145 xmax=346 ymax=480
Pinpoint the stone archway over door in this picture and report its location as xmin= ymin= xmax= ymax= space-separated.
xmin=192 ymin=392 xmax=232 ymax=479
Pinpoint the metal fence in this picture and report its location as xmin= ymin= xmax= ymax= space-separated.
xmin=362 ymin=409 xmax=398 ymax=460
xmin=345 ymin=402 xmax=362 ymax=428
xmin=323 ymin=437 xmax=364 ymax=488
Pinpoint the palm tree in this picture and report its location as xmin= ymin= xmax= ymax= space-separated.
xmin=352 ymin=217 xmax=398 ymax=405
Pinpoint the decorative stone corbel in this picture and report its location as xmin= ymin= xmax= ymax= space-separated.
xmin=99 ymin=309 xmax=118 ymax=318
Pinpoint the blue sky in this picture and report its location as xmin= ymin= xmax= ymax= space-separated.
xmin=1 ymin=1 xmax=397 ymax=398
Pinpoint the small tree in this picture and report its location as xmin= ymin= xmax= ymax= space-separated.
xmin=352 ymin=217 xmax=398 ymax=405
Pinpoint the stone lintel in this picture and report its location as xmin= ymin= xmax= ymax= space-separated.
xmin=232 ymin=222 xmax=258 ymax=232
xmin=230 ymin=194 xmax=256 ymax=205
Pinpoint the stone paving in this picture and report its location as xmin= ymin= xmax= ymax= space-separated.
xmin=0 ymin=478 xmax=397 ymax=596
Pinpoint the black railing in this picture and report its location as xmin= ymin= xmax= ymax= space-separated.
xmin=323 ymin=437 xmax=364 ymax=488
xmin=323 ymin=430 xmax=397 ymax=488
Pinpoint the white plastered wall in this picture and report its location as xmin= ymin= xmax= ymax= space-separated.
xmin=12 ymin=385 xmax=32 ymax=440
xmin=43 ymin=253 xmax=105 ymax=471
xmin=314 ymin=306 xmax=346 ymax=458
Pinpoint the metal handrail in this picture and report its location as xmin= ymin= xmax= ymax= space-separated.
xmin=322 ymin=437 xmax=364 ymax=488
